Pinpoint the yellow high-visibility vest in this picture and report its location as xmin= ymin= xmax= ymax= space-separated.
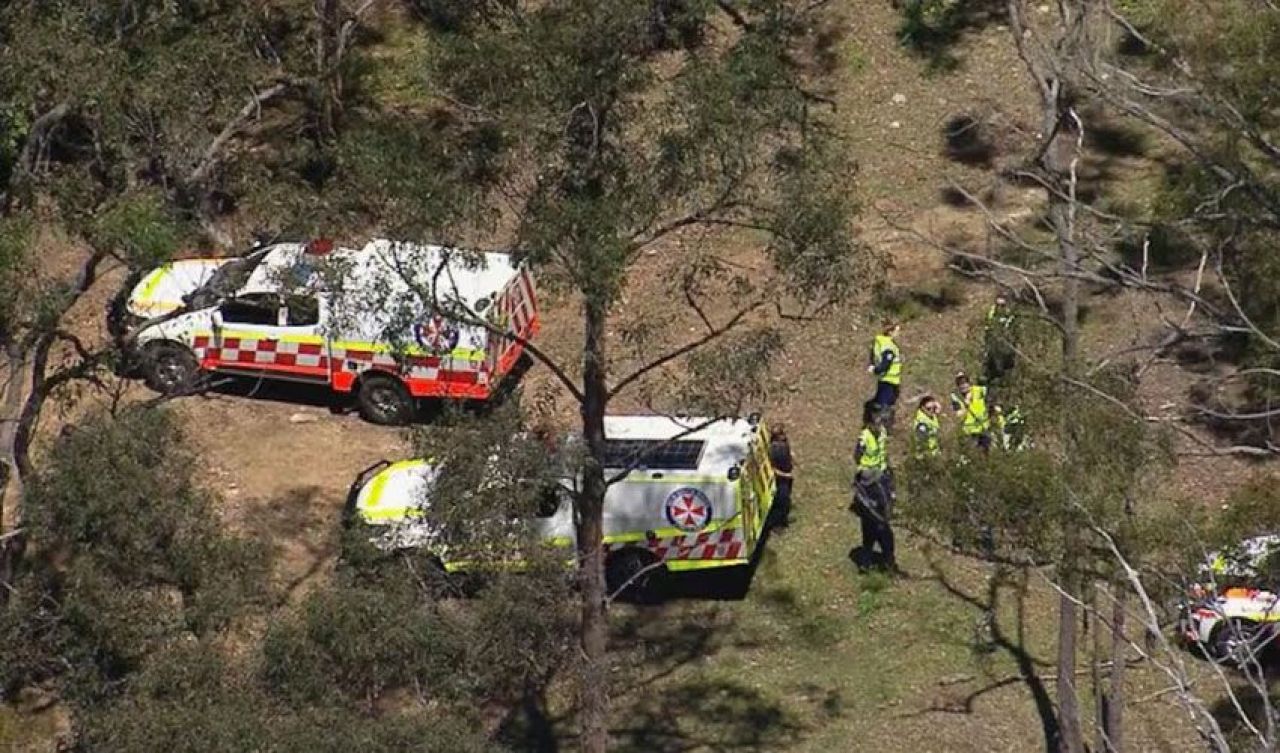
xmin=913 ymin=409 xmax=941 ymax=457
xmin=957 ymin=385 xmax=989 ymax=436
xmin=871 ymin=335 xmax=901 ymax=385
xmin=857 ymin=427 xmax=888 ymax=473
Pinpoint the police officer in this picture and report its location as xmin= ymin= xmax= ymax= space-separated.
xmin=992 ymin=405 xmax=1029 ymax=452
xmin=769 ymin=423 xmax=795 ymax=527
xmin=983 ymin=294 xmax=1016 ymax=385
xmin=867 ymin=321 xmax=902 ymax=423
xmin=950 ymin=372 xmax=992 ymax=451
xmin=912 ymin=394 xmax=942 ymax=459
xmin=852 ymin=401 xmax=897 ymax=573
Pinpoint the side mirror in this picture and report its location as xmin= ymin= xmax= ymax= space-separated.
xmin=211 ymin=308 xmax=224 ymax=328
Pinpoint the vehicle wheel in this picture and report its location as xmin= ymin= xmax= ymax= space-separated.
xmin=1212 ymin=619 xmax=1268 ymax=666
xmin=357 ymin=374 xmax=415 ymax=426
xmin=606 ymin=548 xmax=662 ymax=604
xmin=142 ymin=343 xmax=200 ymax=394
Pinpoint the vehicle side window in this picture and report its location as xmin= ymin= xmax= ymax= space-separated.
xmin=220 ymin=294 xmax=279 ymax=326
xmin=285 ymin=295 xmax=320 ymax=326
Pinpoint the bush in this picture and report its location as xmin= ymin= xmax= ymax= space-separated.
xmin=0 ymin=408 xmax=265 ymax=701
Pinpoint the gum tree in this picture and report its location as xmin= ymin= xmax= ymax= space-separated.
xmin=386 ymin=2 xmax=870 ymax=749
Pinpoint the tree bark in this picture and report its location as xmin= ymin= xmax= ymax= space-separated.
xmin=315 ymin=0 xmax=342 ymax=140
xmin=1048 ymin=91 xmax=1087 ymax=753
xmin=577 ymin=296 xmax=610 ymax=753
xmin=1106 ymin=581 xmax=1126 ymax=753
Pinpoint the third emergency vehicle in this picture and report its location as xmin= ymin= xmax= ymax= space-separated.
xmin=120 ymin=239 xmax=539 ymax=424
xmin=346 ymin=414 xmax=778 ymax=596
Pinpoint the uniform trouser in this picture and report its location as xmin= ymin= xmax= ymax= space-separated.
xmin=854 ymin=478 xmax=895 ymax=565
xmin=774 ymin=478 xmax=793 ymax=523
xmin=873 ymin=381 xmax=899 ymax=409
xmin=967 ymin=431 xmax=992 ymax=451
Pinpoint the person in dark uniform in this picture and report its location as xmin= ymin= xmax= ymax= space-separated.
xmin=769 ymin=423 xmax=795 ymax=527
xmin=852 ymin=401 xmax=898 ymax=573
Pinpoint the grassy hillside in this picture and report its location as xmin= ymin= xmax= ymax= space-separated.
xmin=4 ymin=2 xmax=1268 ymax=752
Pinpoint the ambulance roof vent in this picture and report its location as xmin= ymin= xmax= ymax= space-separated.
xmin=601 ymin=439 xmax=705 ymax=471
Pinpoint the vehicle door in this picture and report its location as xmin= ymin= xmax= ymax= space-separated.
xmin=210 ymin=293 xmax=329 ymax=382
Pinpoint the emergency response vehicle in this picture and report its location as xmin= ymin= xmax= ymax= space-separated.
xmin=346 ymin=414 xmax=778 ymax=596
xmin=120 ymin=238 xmax=539 ymax=424
xmin=1177 ymin=534 xmax=1280 ymax=665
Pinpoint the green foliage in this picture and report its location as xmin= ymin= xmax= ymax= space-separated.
xmin=0 ymin=408 xmax=266 ymax=701
xmin=0 ymin=213 xmax=34 ymax=335
xmin=77 ymin=638 xmax=494 ymax=753
xmin=1129 ymin=3 xmax=1280 ymax=411
xmin=415 ymin=0 xmax=865 ymax=307
xmin=902 ymin=314 xmax=1171 ymax=571
xmin=91 ymin=192 xmax=186 ymax=270
xmin=262 ymin=582 xmax=463 ymax=705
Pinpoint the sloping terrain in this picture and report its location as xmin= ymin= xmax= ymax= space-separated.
xmin=12 ymin=2 xmax=1266 ymax=751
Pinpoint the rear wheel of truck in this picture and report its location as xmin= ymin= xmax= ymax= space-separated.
xmin=606 ymin=548 xmax=663 ymax=604
xmin=357 ymin=374 xmax=415 ymax=425
xmin=142 ymin=342 xmax=200 ymax=395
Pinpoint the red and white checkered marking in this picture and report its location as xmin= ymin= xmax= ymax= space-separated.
xmin=605 ymin=527 xmax=746 ymax=563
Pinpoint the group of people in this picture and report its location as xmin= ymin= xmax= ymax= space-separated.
xmin=851 ymin=295 xmax=1027 ymax=573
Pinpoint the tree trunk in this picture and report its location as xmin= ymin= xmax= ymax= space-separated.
xmin=577 ymin=296 xmax=610 ymax=753
xmin=1089 ymin=580 xmax=1107 ymax=753
xmin=314 ymin=0 xmax=341 ymax=140
xmin=0 ymin=346 xmax=28 ymax=605
xmin=1050 ymin=124 xmax=1086 ymax=753
xmin=1106 ymin=581 xmax=1126 ymax=753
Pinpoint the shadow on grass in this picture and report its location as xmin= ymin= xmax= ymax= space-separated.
xmin=499 ymin=522 xmax=830 ymax=753
xmin=909 ymin=556 xmax=1062 ymax=753
xmin=896 ymin=0 xmax=1007 ymax=72
xmin=252 ymin=486 xmax=341 ymax=605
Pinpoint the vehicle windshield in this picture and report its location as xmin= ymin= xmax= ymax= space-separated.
xmin=185 ymin=247 xmax=270 ymax=309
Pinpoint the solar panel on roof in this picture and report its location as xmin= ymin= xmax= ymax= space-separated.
xmin=601 ymin=439 xmax=705 ymax=471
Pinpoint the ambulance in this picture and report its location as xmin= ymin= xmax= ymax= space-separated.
xmin=1177 ymin=534 xmax=1280 ymax=665
xmin=119 ymin=238 xmax=539 ymax=424
xmin=346 ymin=414 xmax=778 ymax=596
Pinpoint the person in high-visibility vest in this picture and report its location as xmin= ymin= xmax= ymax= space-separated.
xmin=912 ymin=394 xmax=943 ymax=458
xmin=852 ymin=401 xmax=897 ymax=573
xmin=867 ymin=321 xmax=902 ymax=420
xmin=983 ymin=294 xmax=1016 ymax=385
xmin=992 ymin=405 xmax=1029 ymax=452
xmin=950 ymin=372 xmax=991 ymax=451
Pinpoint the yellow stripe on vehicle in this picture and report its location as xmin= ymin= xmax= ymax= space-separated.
xmin=602 ymin=513 xmax=743 ymax=545
xmin=665 ymin=558 xmax=749 ymax=572
xmin=137 ymin=266 xmax=169 ymax=302
xmin=329 ymin=340 xmax=486 ymax=362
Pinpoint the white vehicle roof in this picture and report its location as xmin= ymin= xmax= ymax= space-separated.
xmin=242 ymin=240 xmax=520 ymax=309
xmin=600 ymin=415 xmax=760 ymax=476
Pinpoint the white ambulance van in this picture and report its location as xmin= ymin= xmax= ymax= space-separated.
xmin=346 ymin=414 xmax=778 ymax=595
xmin=120 ymin=239 xmax=538 ymax=424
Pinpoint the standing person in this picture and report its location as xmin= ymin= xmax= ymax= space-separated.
xmin=852 ymin=401 xmax=898 ymax=573
xmin=992 ymin=405 xmax=1029 ymax=452
xmin=983 ymin=294 xmax=1016 ymax=386
xmin=950 ymin=372 xmax=991 ymax=451
xmin=912 ymin=394 xmax=943 ymax=459
xmin=867 ymin=321 xmax=902 ymax=423
xmin=769 ymin=423 xmax=795 ymax=528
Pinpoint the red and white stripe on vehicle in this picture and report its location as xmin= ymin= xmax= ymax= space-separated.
xmin=190 ymin=332 xmax=494 ymax=399
xmin=605 ymin=526 xmax=747 ymax=564
xmin=487 ymin=267 xmax=539 ymax=377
